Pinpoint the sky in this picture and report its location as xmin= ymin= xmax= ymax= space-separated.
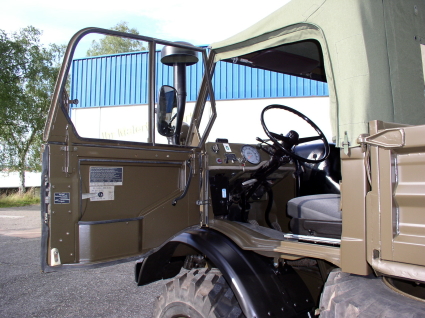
xmin=1 ymin=0 xmax=290 ymax=58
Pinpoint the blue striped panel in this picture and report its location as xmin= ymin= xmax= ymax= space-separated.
xmin=70 ymin=51 xmax=329 ymax=108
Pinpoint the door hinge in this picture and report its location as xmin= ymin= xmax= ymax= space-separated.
xmin=60 ymin=146 xmax=77 ymax=175
xmin=44 ymin=212 xmax=49 ymax=224
xmin=61 ymin=125 xmax=77 ymax=176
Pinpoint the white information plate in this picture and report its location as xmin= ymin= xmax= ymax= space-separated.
xmin=89 ymin=186 xmax=115 ymax=201
xmin=89 ymin=166 xmax=123 ymax=186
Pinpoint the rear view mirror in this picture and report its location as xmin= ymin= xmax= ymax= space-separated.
xmin=157 ymin=85 xmax=177 ymax=137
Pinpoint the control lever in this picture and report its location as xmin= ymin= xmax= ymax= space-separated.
xmin=256 ymin=137 xmax=274 ymax=155
xmin=242 ymin=179 xmax=257 ymax=187
xmin=256 ymin=137 xmax=272 ymax=146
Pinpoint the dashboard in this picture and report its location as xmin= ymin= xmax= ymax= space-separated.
xmin=206 ymin=141 xmax=295 ymax=219
xmin=206 ymin=141 xmax=294 ymax=179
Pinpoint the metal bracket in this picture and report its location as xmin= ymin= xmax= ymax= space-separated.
xmin=50 ymin=248 xmax=61 ymax=266
xmin=82 ymin=193 xmax=98 ymax=200
xmin=196 ymin=200 xmax=210 ymax=206
xmin=172 ymin=159 xmax=193 ymax=206
xmin=61 ymin=125 xmax=77 ymax=176
xmin=60 ymin=146 xmax=77 ymax=175
xmin=357 ymin=128 xmax=405 ymax=149
xmin=341 ymin=131 xmax=350 ymax=155
xmin=44 ymin=212 xmax=49 ymax=224
xmin=357 ymin=128 xmax=405 ymax=186
xmin=60 ymin=146 xmax=77 ymax=152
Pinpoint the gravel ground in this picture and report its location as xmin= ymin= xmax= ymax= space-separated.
xmin=0 ymin=205 xmax=165 ymax=318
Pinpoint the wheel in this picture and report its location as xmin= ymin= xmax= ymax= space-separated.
xmin=319 ymin=269 xmax=425 ymax=317
xmin=261 ymin=104 xmax=330 ymax=163
xmin=154 ymin=268 xmax=245 ymax=318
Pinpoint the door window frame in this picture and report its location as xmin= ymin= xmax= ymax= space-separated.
xmin=44 ymin=27 xmax=214 ymax=149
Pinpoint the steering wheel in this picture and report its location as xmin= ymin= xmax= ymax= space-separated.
xmin=260 ymin=104 xmax=330 ymax=163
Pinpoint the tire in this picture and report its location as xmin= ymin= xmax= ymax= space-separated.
xmin=319 ymin=269 xmax=425 ymax=318
xmin=154 ymin=267 xmax=245 ymax=318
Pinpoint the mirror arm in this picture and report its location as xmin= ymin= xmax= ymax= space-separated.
xmin=173 ymin=63 xmax=187 ymax=145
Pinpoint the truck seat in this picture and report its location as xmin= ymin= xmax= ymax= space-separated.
xmin=287 ymin=194 xmax=341 ymax=221
xmin=295 ymin=143 xmax=341 ymax=196
xmin=288 ymin=143 xmax=342 ymax=239
xmin=287 ymin=194 xmax=342 ymax=239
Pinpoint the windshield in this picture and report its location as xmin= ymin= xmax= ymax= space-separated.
xmin=207 ymin=40 xmax=332 ymax=145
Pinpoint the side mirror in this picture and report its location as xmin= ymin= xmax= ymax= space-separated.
xmin=157 ymin=85 xmax=178 ymax=137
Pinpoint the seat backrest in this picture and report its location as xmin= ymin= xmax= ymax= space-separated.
xmin=294 ymin=143 xmax=341 ymax=196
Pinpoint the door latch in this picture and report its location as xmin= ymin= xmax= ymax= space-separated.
xmin=357 ymin=128 xmax=405 ymax=150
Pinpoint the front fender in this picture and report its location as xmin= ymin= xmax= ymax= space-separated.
xmin=136 ymin=227 xmax=314 ymax=318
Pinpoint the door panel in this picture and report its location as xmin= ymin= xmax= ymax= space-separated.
xmin=79 ymin=160 xmax=183 ymax=222
xmin=386 ymin=146 xmax=425 ymax=266
xmin=367 ymin=121 xmax=425 ymax=279
xmin=78 ymin=217 xmax=143 ymax=263
xmin=41 ymin=30 xmax=213 ymax=270
xmin=45 ymin=142 xmax=199 ymax=267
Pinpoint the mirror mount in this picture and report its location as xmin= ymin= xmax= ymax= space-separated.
xmin=160 ymin=42 xmax=198 ymax=145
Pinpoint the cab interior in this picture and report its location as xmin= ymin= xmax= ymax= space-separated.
xmin=206 ymin=39 xmax=342 ymax=242
xmin=206 ymin=140 xmax=341 ymax=239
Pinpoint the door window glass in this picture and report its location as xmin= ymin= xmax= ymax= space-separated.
xmin=208 ymin=40 xmax=332 ymax=145
xmin=68 ymin=41 xmax=207 ymax=146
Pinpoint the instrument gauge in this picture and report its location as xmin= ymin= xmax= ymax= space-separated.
xmin=241 ymin=145 xmax=261 ymax=165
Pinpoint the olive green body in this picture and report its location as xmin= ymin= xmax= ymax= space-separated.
xmin=42 ymin=0 xmax=425 ymax=310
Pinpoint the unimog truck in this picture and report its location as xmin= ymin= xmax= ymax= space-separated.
xmin=42 ymin=0 xmax=425 ymax=316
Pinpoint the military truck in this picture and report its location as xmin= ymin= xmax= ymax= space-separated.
xmin=41 ymin=0 xmax=425 ymax=316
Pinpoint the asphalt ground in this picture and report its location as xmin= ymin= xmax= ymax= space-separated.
xmin=0 ymin=205 xmax=165 ymax=318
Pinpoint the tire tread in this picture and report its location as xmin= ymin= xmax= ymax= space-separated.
xmin=154 ymin=268 xmax=245 ymax=318
xmin=319 ymin=270 xmax=425 ymax=318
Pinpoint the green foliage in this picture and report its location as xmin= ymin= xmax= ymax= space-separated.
xmin=0 ymin=26 xmax=64 ymax=192
xmin=87 ymin=21 xmax=146 ymax=56
xmin=0 ymin=190 xmax=40 ymax=207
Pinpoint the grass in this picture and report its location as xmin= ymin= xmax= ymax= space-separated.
xmin=0 ymin=189 xmax=40 ymax=208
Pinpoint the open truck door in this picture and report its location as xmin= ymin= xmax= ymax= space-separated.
xmin=41 ymin=28 xmax=215 ymax=271
xmin=41 ymin=1 xmax=425 ymax=316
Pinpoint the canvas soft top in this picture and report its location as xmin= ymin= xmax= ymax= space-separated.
xmin=211 ymin=0 xmax=425 ymax=147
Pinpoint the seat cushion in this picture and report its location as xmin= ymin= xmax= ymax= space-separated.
xmin=287 ymin=194 xmax=341 ymax=221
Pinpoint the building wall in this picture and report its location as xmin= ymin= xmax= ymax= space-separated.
xmin=69 ymin=50 xmax=331 ymax=144
xmin=70 ymin=50 xmax=328 ymax=108
xmin=71 ymin=96 xmax=331 ymax=145
xmin=0 ymin=171 xmax=41 ymax=191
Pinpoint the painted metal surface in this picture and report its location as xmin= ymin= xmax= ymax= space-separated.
xmin=136 ymin=227 xmax=315 ymax=317
xmin=70 ymin=50 xmax=328 ymax=108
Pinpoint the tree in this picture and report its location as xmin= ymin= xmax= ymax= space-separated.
xmin=87 ymin=21 xmax=146 ymax=56
xmin=0 ymin=26 xmax=64 ymax=193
